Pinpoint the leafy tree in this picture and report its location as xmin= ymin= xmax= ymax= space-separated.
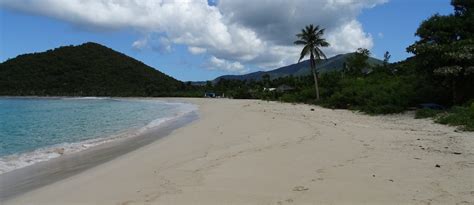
xmin=346 ymin=48 xmax=371 ymax=76
xmin=407 ymin=0 xmax=474 ymax=104
xmin=262 ymin=74 xmax=271 ymax=87
xmin=383 ymin=51 xmax=391 ymax=68
xmin=294 ymin=24 xmax=330 ymax=100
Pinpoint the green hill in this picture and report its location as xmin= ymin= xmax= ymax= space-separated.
xmin=214 ymin=53 xmax=383 ymax=82
xmin=0 ymin=42 xmax=183 ymax=96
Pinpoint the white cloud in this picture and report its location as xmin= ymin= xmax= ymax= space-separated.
xmin=378 ymin=32 xmax=384 ymax=38
xmin=132 ymin=37 xmax=148 ymax=50
xmin=326 ymin=20 xmax=374 ymax=54
xmin=207 ymin=56 xmax=247 ymax=73
xmin=0 ymin=0 xmax=387 ymax=72
xmin=151 ymin=37 xmax=173 ymax=53
xmin=188 ymin=46 xmax=207 ymax=55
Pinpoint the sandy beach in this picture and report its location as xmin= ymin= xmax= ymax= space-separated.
xmin=3 ymin=98 xmax=474 ymax=205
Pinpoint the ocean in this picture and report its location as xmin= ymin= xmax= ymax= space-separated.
xmin=0 ymin=97 xmax=196 ymax=174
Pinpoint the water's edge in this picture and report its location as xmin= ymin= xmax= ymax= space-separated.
xmin=0 ymin=109 xmax=199 ymax=201
xmin=0 ymin=97 xmax=196 ymax=173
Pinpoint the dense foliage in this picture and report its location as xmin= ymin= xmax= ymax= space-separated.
xmin=204 ymin=0 xmax=473 ymax=130
xmin=407 ymin=0 xmax=474 ymax=104
xmin=416 ymin=102 xmax=474 ymax=131
xmin=0 ymin=42 xmax=199 ymax=97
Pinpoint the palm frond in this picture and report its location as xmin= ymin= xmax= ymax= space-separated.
xmin=294 ymin=40 xmax=307 ymax=45
xmin=298 ymin=44 xmax=312 ymax=62
xmin=315 ymin=48 xmax=327 ymax=60
xmin=295 ymin=24 xmax=328 ymax=63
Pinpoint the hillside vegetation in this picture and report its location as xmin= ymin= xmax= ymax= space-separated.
xmin=214 ymin=53 xmax=382 ymax=82
xmin=0 ymin=42 xmax=188 ymax=96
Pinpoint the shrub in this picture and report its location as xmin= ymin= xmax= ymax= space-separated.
xmin=320 ymin=73 xmax=416 ymax=114
xmin=436 ymin=105 xmax=474 ymax=131
xmin=415 ymin=108 xmax=443 ymax=119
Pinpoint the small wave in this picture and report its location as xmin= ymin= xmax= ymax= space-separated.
xmin=61 ymin=97 xmax=111 ymax=100
xmin=0 ymin=101 xmax=197 ymax=174
xmin=138 ymin=102 xmax=198 ymax=133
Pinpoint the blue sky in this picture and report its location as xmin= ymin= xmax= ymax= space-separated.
xmin=0 ymin=0 xmax=452 ymax=81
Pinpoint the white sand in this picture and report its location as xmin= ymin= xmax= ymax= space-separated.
xmin=4 ymin=98 xmax=474 ymax=205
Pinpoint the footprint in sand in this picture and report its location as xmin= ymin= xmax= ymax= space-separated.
xmin=277 ymin=198 xmax=294 ymax=205
xmin=293 ymin=186 xmax=309 ymax=191
xmin=456 ymin=161 xmax=474 ymax=168
xmin=311 ymin=177 xmax=324 ymax=182
xmin=316 ymin=168 xmax=325 ymax=174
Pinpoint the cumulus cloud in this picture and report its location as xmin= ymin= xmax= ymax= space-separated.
xmin=326 ymin=20 xmax=374 ymax=54
xmin=0 ymin=0 xmax=387 ymax=73
xmin=188 ymin=47 xmax=207 ymax=55
xmin=207 ymin=56 xmax=247 ymax=73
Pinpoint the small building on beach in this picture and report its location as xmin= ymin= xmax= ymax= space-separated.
xmin=276 ymin=85 xmax=295 ymax=92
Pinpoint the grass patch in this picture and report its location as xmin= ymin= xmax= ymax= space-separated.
xmin=415 ymin=103 xmax=474 ymax=131
xmin=415 ymin=108 xmax=443 ymax=119
xmin=436 ymin=104 xmax=474 ymax=131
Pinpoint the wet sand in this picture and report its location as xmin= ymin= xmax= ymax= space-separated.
xmin=0 ymin=109 xmax=197 ymax=200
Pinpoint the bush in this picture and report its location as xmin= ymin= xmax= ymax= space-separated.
xmin=280 ymin=88 xmax=316 ymax=103
xmin=436 ymin=104 xmax=474 ymax=131
xmin=320 ymin=73 xmax=416 ymax=114
xmin=415 ymin=108 xmax=443 ymax=119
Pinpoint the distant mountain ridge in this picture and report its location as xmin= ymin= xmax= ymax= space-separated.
xmin=0 ymin=42 xmax=182 ymax=96
xmin=214 ymin=53 xmax=383 ymax=82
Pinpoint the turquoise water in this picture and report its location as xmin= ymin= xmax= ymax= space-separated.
xmin=0 ymin=97 xmax=195 ymax=173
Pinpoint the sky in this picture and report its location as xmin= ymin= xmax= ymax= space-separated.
xmin=0 ymin=0 xmax=453 ymax=81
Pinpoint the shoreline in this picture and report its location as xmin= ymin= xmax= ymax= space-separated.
xmin=3 ymin=98 xmax=474 ymax=204
xmin=0 ymin=99 xmax=198 ymax=200
xmin=0 ymin=97 xmax=197 ymax=174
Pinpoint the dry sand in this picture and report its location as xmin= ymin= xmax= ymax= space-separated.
xmin=4 ymin=98 xmax=474 ymax=205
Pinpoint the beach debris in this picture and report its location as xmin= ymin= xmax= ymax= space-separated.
xmin=54 ymin=148 xmax=65 ymax=155
xmin=452 ymin=152 xmax=462 ymax=155
xmin=388 ymin=179 xmax=394 ymax=182
xmin=435 ymin=164 xmax=441 ymax=168
xmin=372 ymin=174 xmax=376 ymax=177
xmin=414 ymin=157 xmax=421 ymax=160
xmin=293 ymin=186 xmax=309 ymax=191
xmin=417 ymin=138 xmax=421 ymax=140
xmin=310 ymin=108 xmax=315 ymax=111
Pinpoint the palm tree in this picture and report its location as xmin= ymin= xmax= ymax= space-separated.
xmin=294 ymin=24 xmax=330 ymax=100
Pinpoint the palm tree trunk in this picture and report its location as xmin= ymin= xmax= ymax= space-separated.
xmin=310 ymin=53 xmax=320 ymax=100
